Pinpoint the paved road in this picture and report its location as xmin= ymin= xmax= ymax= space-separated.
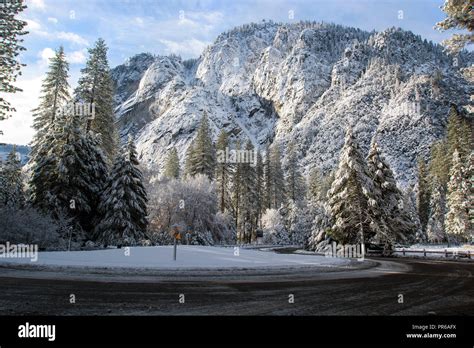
xmin=0 ymin=258 xmax=473 ymax=315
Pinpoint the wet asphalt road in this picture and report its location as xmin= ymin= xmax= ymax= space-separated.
xmin=0 ymin=257 xmax=473 ymax=315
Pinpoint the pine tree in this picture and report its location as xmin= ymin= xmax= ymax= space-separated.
xmin=367 ymin=142 xmax=413 ymax=248
xmin=0 ymin=0 xmax=27 ymax=122
xmin=239 ymin=140 xmax=257 ymax=243
xmin=416 ymin=157 xmax=431 ymax=234
xmin=445 ymin=149 xmax=470 ymax=243
xmin=231 ymin=140 xmax=242 ymax=241
xmin=285 ymin=142 xmax=305 ymax=202
xmin=263 ymin=143 xmax=272 ymax=210
xmin=163 ymin=147 xmax=180 ymax=179
xmin=255 ymin=149 xmax=264 ymax=229
xmin=31 ymin=46 xmax=70 ymax=142
xmin=308 ymin=168 xmax=334 ymax=203
xmin=436 ymin=0 xmax=473 ymax=53
xmin=95 ymin=136 xmax=148 ymax=246
xmin=189 ymin=113 xmax=215 ymax=179
xmin=446 ymin=105 xmax=471 ymax=163
xmin=51 ymin=113 xmax=103 ymax=232
xmin=429 ymin=140 xmax=449 ymax=191
xmin=75 ymin=38 xmax=116 ymax=162
xmin=427 ymin=179 xmax=447 ymax=244
xmin=1 ymin=147 xmax=24 ymax=207
xmin=269 ymin=143 xmax=286 ymax=209
xmin=29 ymin=46 xmax=71 ymax=209
xmin=328 ymin=128 xmax=376 ymax=245
xmin=184 ymin=142 xmax=196 ymax=177
xmin=215 ymin=130 xmax=230 ymax=213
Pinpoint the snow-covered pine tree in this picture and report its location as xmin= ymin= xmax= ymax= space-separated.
xmin=189 ymin=113 xmax=215 ymax=180
xmin=445 ymin=149 xmax=470 ymax=243
xmin=95 ymin=136 xmax=148 ymax=246
xmin=239 ymin=140 xmax=257 ymax=243
xmin=29 ymin=46 xmax=71 ymax=208
xmin=269 ymin=143 xmax=286 ymax=209
xmin=263 ymin=143 xmax=272 ymax=210
xmin=0 ymin=0 xmax=27 ymax=122
xmin=31 ymin=46 xmax=70 ymax=149
xmin=50 ymin=113 xmax=99 ymax=231
xmin=446 ymin=105 xmax=472 ymax=163
xmin=328 ymin=128 xmax=376 ymax=245
xmin=308 ymin=168 xmax=334 ymax=203
xmin=184 ymin=142 xmax=196 ymax=177
xmin=215 ymin=130 xmax=231 ymax=213
xmin=74 ymin=38 xmax=116 ymax=163
xmin=285 ymin=199 xmax=311 ymax=245
xmin=163 ymin=147 xmax=180 ymax=179
xmin=416 ymin=157 xmax=431 ymax=234
xmin=402 ymin=186 xmax=422 ymax=244
xmin=255 ymin=149 xmax=264 ymax=229
xmin=231 ymin=140 xmax=242 ymax=241
xmin=285 ymin=142 xmax=305 ymax=202
xmin=1 ymin=147 xmax=24 ymax=207
xmin=427 ymin=178 xmax=447 ymax=244
xmin=367 ymin=142 xmax=414 ymax=248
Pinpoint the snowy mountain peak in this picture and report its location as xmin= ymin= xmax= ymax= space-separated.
xmin=111 ymin=21 xmax=472 ymax=185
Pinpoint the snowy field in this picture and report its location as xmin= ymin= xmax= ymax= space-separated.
xmin=0 ymin=246 xmax=354 ymax=270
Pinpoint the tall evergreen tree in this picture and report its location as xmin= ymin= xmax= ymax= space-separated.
xmin=95 ymin=136 xmax=148 ymax=246
xmin=0 ymin=0 xmax=27 ymax=122
xmin=328 ymin=129 xmax=376 ymax=245
xmin=367 ymin=142 xmax=413 ymax=247
xmin=215 ymin=130 xmax=231 ymax=213
xmin=255 ymin=149 xmax=264 ymax=228
xmin=445 ymin=149 xmax=470 ymax=243
xmin=446 ymin=105 xmax=472 ymax=163
xmin=1 ymin=147 xmax=24 ymax=207
xmin=239 ymin=140 xmax=257 ymax=243
xmin=189 ymin=113 xmax=215 ymax=179
xmin=285 ymin=142 xmax=305 ymax=202
xmin=263 ymin=143 xmax=272 ymax=210
xmin=427 ymin=178 xmax=447 ymax=244
xmin=75 ymin=38 xmax=116 ymax=162
xmin=29 ymin=46 xmax=71 ymax=209
xmin=184 ymin=142 xmax=196 ymax=177
xmin=50 ymin=113 xmax=105 ymax=232
xmin=269 ymin=143 xmax=286 ymax=209
xmin=231 ymin=140 xmax=242 ymax=241
xmin=163 ymin=147 xmax=180 ymax=179
xmin=416 ymin=157 xmax=431 ymax=234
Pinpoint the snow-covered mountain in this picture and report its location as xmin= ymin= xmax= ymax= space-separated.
xmin=111 ymin=21 xmax=473 ymax=185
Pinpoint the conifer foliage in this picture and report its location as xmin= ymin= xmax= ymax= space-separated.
xmin=328 ymin=129 xmax=376 ymax=245
xmin=95 ymin=136 xmax=148 ymax=246
xmin=0 ymin=0 xmax=27 ymax=121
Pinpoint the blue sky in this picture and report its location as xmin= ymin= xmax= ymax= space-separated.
xmin=1 ymin=0 xmax=455 ymax=144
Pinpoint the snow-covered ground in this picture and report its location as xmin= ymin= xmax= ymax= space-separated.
xmin=0 ymin=245 xmax=355 ymax=270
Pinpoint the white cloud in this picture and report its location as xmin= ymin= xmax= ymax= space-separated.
xmin=24 ymin=19 xmax=42 ymax=32
xmin=38 ymin=47 xmax=55 ymax=64
xmin=68 ymin=49 xmax=87 ymax=64
xmin=133 ymin=17 xmax=144 ymax=27
xmin=56 ymin=31 xmax=89 ymax=46
xmin=47 ymin=17 xmax=58 ymax=24
xmin=159 ymin=38 xmax=209 ymax=58
xmin=0 ymin=75 xmax=43 ymax=145
xmin=28 ymin=0 xmax=46 ymax=10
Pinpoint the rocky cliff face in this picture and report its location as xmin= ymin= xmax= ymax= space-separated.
xmin=111 ymin=21 xmax=472 ymax=185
